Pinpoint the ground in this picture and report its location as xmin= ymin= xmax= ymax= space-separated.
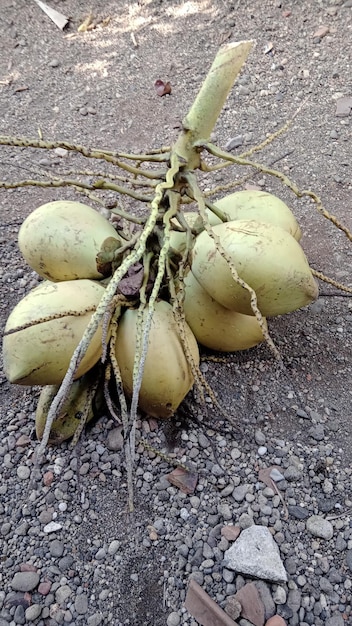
xmin=0 ymin=1 xmax=352 ymax=625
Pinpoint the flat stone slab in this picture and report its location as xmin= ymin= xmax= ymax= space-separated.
xmin=223 ymin=525 xmax=287 ymax=583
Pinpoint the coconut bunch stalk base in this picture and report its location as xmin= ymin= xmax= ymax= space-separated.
xmin=2 ymin=41 xmax=352 ymax=513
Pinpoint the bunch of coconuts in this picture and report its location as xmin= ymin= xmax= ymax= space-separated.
xmin=2 ymin=191 xmax=318 ymax=442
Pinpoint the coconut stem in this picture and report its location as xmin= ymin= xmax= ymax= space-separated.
xmin=174 ymin=41 xmax=253 ymax=169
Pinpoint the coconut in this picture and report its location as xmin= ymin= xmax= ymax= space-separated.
xmin=208 ymin=190 xmax=301 ymax=240
xmin=191 ymin=219 xmax=318 ymax=316
xmin=183 ymin=271 xmax=267 ymax=351
xmin=3 ymin=279 xmax=105 ymax=385
xmin=18 ymin=200 xmax=122 ymax=281
xmin=35 ymin=367 xmax=103 ymax=444
xmin=115 ymin=300 xmax=199 ymax=418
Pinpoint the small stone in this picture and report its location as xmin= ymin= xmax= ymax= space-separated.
xmin=43 ymin=521 xmax=62 ymax=534
xmin=258 ymin=446 xmax=268 ymax=456
xmin=16 ymin=466 xmax=30 ymax=480
xmin=54 ymin=147 xmax=68 ymax=157
xmin=38 ymin=581 xmax=51 ymax=595
xmin=56 ymin=585 xmax=72 ymax=605
xmin=166 ymin=611 xmax=180 ymax=626
xmin=108 ymin=540 xmax=120 ymax=555
xmin=14 ymin=605 xmax=25 ymax=625
xmin=265 ymin=617 xmax=287 ymax=626
xmin=313 ymin=25 xmax=330 ymax=39
xmin=325 ymin=613 xmax=345 ymax=626
xmin=308 ymin=424 xmax=325 ymax=441
xmin=224 ymin=596 xmax=242 ymax=620
xmin=49 ymin=540 xmax=64 ymax=557
xmin=225 ymin=135 xmax=243 ymax=151
xmin=272 ymin=585 xmax=286 ymax=605
xmin=284 ymin=466 xmax=302 ymax=481
xmin=79 ymin=107 xmax=88 ymax=116
xmin=25 ymin=604 xmax=42 ymax=621
xmin=48 ymin=59 xmax=60 ymax=67
xmin=106 ymin=426 xmax=123 ymax=450
xmin=221 ymin=525 xmax=241 ymax=541
xmin=43 ymin=471 xmax=54 ymax=486
xmin=87 ymin=613 xmax=103 ymax=626
xmin=346 ymin=549 xmax=352 ymax=571
xmin=254 ymin=580 xmax=276 ymax=620
xmin=306 ymin=515 xmax=333 ymax=540
xmin=343 ymin=0 xmax=352 ymax=7
xmin=288 ymin=505 xmax=309 ymax=520
xmin=11 ymin=571 xmax=40 ymax=592
xmin=335 ymin=96 xmax=352 ymax=117
xmin=75 ymin=594 xmax=88 ymax=615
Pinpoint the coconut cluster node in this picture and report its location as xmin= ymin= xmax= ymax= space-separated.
xmin=2 ymin=192 xmax=318 ymax=444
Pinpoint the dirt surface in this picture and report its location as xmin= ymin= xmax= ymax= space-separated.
xmin=1 ymin=1 xmax=352 ymax=625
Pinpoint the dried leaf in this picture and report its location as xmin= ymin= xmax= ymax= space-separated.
xmin=78 ymin=13 xmax=94 ymax=32
xmin=154 ymin=79 xmax=172 ymax=97
xmin=166 ymin=466 xmax=198 ymax=494
xmin=117 ymin=263 xmax=144 ymax=297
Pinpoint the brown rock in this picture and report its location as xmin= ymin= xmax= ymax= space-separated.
xmin=185 ymin=579 xmax=239 ymax=626
xmin=221 ymin=525 xmax=241 ymax=541
xmin=38 ymin=581 xmax=52 ymax=596
xmin=20 ymin=563 xmax=37 ymax=572
xmin=16 ymin=434 xmax=31 ymax=447
xmin=265 ymin=617 xmax=287 ymax=626
xmin=235 ymin=582 xmax=265 ymax=626
xmin=313 ymin=25 xmax=330 ymax=38
xmin=43 ymin=471 xmax=54 ymax=487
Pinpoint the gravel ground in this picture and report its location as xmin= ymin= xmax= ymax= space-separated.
xmin=1 ymin=1 xmax=352 ymax=625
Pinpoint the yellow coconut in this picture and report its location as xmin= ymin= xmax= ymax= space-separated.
xmin=35 ymin=367 xmax=103 ymax=444
xmin=115 ymin=300 xmax=199 ymax=418
xmin=18 ymin=200 xmax=122 ymax=281
xmin=191 ymin=219 xmax=318 ymax=317
xmin=183 ymin=271 xmax=267 ymax=351
xmin=208 ymin=190 xmax=301 ymax=240
xmin=3 ymin=279 xmax=105 ymax=385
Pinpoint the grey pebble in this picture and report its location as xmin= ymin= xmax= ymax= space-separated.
xmin=56 ymin=585 xmax=72 ymax=605
xmin=346 ymin=549 xmax=352 ymax=572
xmin=306 ymin=515 xmax=334 ymax=540
xmin=325 ymin=613 xmax=345 ymax=626
xmin=87 ymin=613 xmax=103 ymax=626
xmin=14 ymin=605 xmax=25 ymax=624
xmin=108 ymin=540 xmax=120 ymax=555
xmin=48 ymin=59 xmax=60 ymax=68
xmin=95 ymin=548 xmax=106 ymax=560
xmin=288 ymin=505 xmax=309 ymax=520
xmin=284 ymin=465 xmax=302 ymax=481
xmin=25 ymin=604 xmax=42 ymax=621
xmin=106 ymin=427 xmax=123 ymax=451
xmin=225 ymin=135 xmax=243 ymax=151
xmin=308 ymin=424 xmax=325 ymax=441
xmin=11 ymin=571 xmax=39 ymax=592
xmin=166 ymin=612 xmax=180 ymax=626
xmin=49 ymin=540 xmax=64 ymax=558
xmin=75 ymin=594 xmax=88 ymax=615
xmin=16 ymin=466 xmax=30 ymax=480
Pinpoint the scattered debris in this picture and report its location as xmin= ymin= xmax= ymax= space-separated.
xmin=33 ymin=0 xmax=69 ymax=30
xmin=154 ymin=80 xmax=172 ymax=97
